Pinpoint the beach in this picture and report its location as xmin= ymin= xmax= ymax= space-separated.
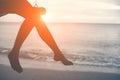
xmin=0 ymin=64 xmax=120 ymax=80
xmin=0 ymin=22 xmax=120 ymax=80
xmin=0 ymin=49 xmax=120 ymax=80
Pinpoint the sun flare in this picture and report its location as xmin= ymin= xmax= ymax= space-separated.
xmin=41 ymin=13 xmax=52 ymax=22
xmin=41 ymin=15 xmax=47 ymax=21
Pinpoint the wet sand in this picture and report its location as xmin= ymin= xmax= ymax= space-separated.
xmin=0 ymin=64 xmax=120 ymax=80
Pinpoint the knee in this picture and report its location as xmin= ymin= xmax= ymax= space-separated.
xmin=25 ymin=7 xmax=46 ymax=24
xmin=33 ymin=7 xmax=46 ymax=15
xmin=28 ymin=16 xmax=43 ymax=24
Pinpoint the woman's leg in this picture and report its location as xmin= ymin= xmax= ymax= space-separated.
xmin=7 ymin=1 xmax=46 ymax=73
xmin=8 ymin=19 xmax=35 ymax=73
xmin=35 ymin=18 xmax=73 ymax=65
xmin=8 ymin=1 xmax=73 ymax=73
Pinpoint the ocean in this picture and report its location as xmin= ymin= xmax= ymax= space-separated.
xmin=0 ymin=22 xmax=120 ymax=73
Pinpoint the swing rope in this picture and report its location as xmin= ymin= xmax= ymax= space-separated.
xmin=35 ymin=0 xmax=38 ymax=7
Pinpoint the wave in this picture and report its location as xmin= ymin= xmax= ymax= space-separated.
xmin=1 ymin=48 xmax=120 ymax=69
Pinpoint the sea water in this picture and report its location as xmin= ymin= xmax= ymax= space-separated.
xmin=0 ymin=22 xmax=120 ymax=72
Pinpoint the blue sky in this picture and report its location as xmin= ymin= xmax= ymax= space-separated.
xmin=0 ymin=0 xmax=120 ymax=23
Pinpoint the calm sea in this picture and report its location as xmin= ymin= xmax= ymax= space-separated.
xmin=0 ymin=22 xmax=120 ymax=69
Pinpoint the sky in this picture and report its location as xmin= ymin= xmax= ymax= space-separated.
xmin=0 ymin=0 xmax=120 ymax=23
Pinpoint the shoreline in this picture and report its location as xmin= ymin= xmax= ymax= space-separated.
xmin=0 ymin=64 xmax=120 ymax=80
xmin=0 ymin=48 xmax=120 ymax=74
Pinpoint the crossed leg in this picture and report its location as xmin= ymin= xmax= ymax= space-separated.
xmin=8 ymin=15 xmax=73 ymax=73
xmin=6 ymin=5 xmax=73 ymax=73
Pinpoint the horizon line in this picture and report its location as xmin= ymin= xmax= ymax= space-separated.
xmin=0 ymin=21 xmax=120 ymax=25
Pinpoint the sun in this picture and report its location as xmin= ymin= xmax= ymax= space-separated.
xmin=41 ymin=13 xmax=52 ymax=22
xmin=41 ymin=15 xmax=47 ymax=21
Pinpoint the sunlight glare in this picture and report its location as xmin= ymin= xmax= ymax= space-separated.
xmin=41 ymin=13 xmax=52 ymax=22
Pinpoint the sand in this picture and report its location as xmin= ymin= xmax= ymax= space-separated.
xmin=0 ymin=48 xmax=120 ymax=80
xmin=0 ymin=64 xmax=120 ymax=80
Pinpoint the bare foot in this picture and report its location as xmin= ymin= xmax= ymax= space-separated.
xmin=54 ymin=54 xmax=73 ymax=65
xmin=8 ymin=52 xmax=23 ymax=73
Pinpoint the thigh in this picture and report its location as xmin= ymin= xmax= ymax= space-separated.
xmin=0 ymin=0 xmax=33 ymax=17
xmin=12 ymin=1 xmax=38 ymax=20
xmin=0 ymin=12 xmax=7 ymax=17
xmin=0 ymin=0 xmax=10 ymax=16
xmin=0 ymin=6 xmax=8 ymax=17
